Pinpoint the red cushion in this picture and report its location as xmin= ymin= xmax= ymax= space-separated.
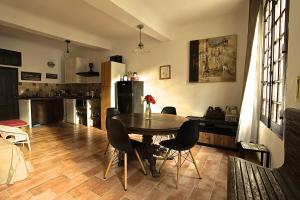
xmin=0 ymin=119 xmax=28 ymax=127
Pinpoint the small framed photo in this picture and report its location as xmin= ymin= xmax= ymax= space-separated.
xmin=159 ymin=65 xmax=171 ymax=80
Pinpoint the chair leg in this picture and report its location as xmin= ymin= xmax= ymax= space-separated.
xmin=159 ymin=149 xmax=171 ymax=173
xmin=176 ymin=151 xmax=181 ymax=189
xmin=124 ymin=152 xmax=128 ymax=191
xmin=26 ymin=135 xmax=31 ymax=152
xmin=134 ymin=149 xmax=147 ymax=175
xmin=104 ymin=142 xmax=110 ymax=155
xmin=104 ymin=149 xmax=116 ymax=179
xmin=189 ymin=149 xmax=201 ymax=179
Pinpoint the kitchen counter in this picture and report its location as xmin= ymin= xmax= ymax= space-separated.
xmin=18 ymin=96 xmax=100 ymax=100
xmin=18 ymin=96 xmax=63 ymax=100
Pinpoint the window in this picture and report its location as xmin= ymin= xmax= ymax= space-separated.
xmin=261 ymin=0 xmax=289 ymax=136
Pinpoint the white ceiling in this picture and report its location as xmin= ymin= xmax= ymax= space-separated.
xmin=0 ymin=0 xmax=137 ymax=39
xmin=0 ymin=0 xmax=247 ymax=49
xmin=143 ymin=0 xmax=246 ymax=26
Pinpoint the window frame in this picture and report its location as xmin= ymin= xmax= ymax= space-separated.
xmin=260 ymin=0 xmax=290 ymax=137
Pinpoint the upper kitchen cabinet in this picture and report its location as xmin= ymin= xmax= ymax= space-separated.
xmin=62 ymin=57 xmax=100 ymax=84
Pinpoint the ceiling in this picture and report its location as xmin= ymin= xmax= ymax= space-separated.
xmin=0 ymin=0 xmax=247 ymax=49
xmin=143 ymin=0 xmax=246 ymax=25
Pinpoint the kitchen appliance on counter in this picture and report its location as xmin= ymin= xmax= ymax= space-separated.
xmin=116 ymin=81 xmax=144 ymax=114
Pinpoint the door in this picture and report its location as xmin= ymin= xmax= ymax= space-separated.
xmin=0 ymin=66 xmax=19 ymax=120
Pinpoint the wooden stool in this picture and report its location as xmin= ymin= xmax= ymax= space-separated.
xmin=239 ymin=142 xmax=270 ymax=167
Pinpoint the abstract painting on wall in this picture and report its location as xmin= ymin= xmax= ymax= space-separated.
xmin=189 ymin=35 xmax=237 ymax=83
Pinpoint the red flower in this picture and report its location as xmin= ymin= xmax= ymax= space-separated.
xmin=144 ymin=95 xmax=156 ymax=104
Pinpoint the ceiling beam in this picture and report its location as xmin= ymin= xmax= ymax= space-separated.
xmin=83 ymin=0 xmax=173 ymax=41
xmin=0 ymin=2 xmax=112 ymax=50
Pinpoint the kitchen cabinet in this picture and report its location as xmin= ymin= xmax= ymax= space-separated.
xmin=64 ymin=99 xmax=78 ymax=124
xmin=63 ymin=57 xmax=100 ymax=84
xmin=100 ymin=61 xmax=125 ymax=130
xmin=31 ymin=98 xmax=63 ymax=125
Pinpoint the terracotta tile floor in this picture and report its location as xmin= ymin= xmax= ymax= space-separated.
xmin=0 ymin=123 xmax=237 ymax=200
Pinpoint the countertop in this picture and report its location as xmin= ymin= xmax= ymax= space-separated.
xmin=18 ymin=96 xmax=101 ymax=100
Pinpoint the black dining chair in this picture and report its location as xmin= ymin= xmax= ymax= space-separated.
xmin=104 ymin=108 xmax=120 ymax=155
xmin=161 ymin=106 xmax=177 ymax=115
xmin=159 ymin=120 xmax=201 ymax=189
xmin=104 ymin=118 xmax=147 ymax=191
xmin=154 ymin=106 xmax=177 ymax=144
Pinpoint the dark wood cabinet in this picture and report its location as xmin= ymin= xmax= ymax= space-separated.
xmin=31 ymin=98 xmax=63 ymax=125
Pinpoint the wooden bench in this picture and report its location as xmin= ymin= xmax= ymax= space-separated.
xmin=228 ymin=108 xmax=300 ymax=200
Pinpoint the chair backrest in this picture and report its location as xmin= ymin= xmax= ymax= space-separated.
xmin=278 ymin=108 xmax=300 ymax=195
xmin=161 ymin=106 xmax=177 ymax=115
xmin=107 ymin=118 xmax=134 ymax=153
xmin=174 ymin=120 xmax=199 ymax=150
xmin=106 ymin=108 xmax=120 ymax=132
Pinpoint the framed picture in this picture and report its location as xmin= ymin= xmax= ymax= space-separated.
xmin=46 ymin=73 xmax=58 ymax=79
xmin=189 ymin=35 xmax=237 ymax=83
xmin=21 ymin=71 xmax=41 ymax=81
xmin=159 ymin=65 xmax=171 ymax=80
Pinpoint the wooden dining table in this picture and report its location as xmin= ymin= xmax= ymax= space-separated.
xmin=114 ymin=113 xmax=187 ymax=177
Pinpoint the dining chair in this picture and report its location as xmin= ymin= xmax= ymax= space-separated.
xmin=104 ymin=108 xmax=120 ymax=155
xmin=159 ymin=120 xmax=201 ymax=189
xmin=154 ymin=106 xmax=177 ymax=144
xmin=161 ymin=106 xmax=177 ymax=115
xmin=104 ymin=118 xmax=147 ymax=191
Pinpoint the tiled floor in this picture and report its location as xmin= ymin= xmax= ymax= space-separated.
xmin=0 ymin=123 xmax=236 ymax=200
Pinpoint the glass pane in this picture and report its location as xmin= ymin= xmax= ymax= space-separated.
xmin=278 ymin=83 xmax=283 ymax=101
xmin=275 ymin=1 xmax=280 ymax=20
xmin=273 ymin=83 xmax=278 ymax=101
xmin=263 ymin=85 xmax=267 ymax=99
xmin=275 ymin=22 xmax=280 ymax=41
xmin=264 ymin=68 xmax=268 ymax=81
xmin=281 ymin=0 xmax=286 ymax=12
xmin=271 ymin=103 xmax=277 ymax=122
xmin=266 ymin=102 xmax=270 ymax=116
xmin=266 ymin=85 xmax=270 ymax=99
xmin=279 ymin=60 xmax=284 ymax=80
xmin=281 ymin=13 xmax=286 ymax=34
xmin=277 ymin=105 xmax=282 ymax=125
xmin=273 ymin=62 xmax=278 ymax=80
xmin=274 ymin=42 xmax=279 ymax=61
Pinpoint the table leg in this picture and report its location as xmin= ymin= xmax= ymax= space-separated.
xmin=266 ymin=152 xmax=270 ymax=168
xmin=142 ymin=135 xmax=160 ymax=178
xmin=261 ymin=153 xmax=264 ymax=166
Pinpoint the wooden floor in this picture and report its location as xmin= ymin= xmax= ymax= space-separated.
xmin=0 ymin=123 xmax=236 ymax=200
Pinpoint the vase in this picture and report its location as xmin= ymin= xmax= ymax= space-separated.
xmin=145 ymin=103 xmax=152 ymax=120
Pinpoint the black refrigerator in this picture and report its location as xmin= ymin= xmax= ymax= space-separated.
xmin=116 ymin=81 xmax=144 ymax=114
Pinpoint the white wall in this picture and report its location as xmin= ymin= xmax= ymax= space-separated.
xmin=0 ymin=27 xmax=106 ymax=83
xmin=258 ymin=0 xmax=300 ymax=168
xmin=109 ymin=4 xmax=249 ymax=117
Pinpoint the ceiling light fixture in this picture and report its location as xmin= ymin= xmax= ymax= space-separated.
xmin=133 ymin=24 xmax=150 ymax=55
xmin=64 ymin=40 xmax=71 ymax=58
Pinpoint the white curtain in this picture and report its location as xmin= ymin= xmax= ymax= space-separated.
xmin=237 ymin=12 xmax=263 ymax=142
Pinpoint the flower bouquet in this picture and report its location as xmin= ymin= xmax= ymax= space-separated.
xmin=144 ymin=95 xmax=156 ymax=119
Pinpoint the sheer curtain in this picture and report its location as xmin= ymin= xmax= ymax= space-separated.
xmin=237 ymin=1 xmax=263 ymax=142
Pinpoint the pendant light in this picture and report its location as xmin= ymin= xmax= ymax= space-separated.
xmin=133 ymin=24 xmax=150 ymax=55
xmin=64 ymin=40 xmax=71 ymax=58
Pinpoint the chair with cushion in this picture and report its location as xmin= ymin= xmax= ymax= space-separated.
xmin=161 ymin=106 xmax=177 ymax=115
xmin=104 ymin=118 xmax=147 ymax=191
xmin=104 ymin=108 xmax=120 ymax=155
xmin=159 ymin=120 xmax=201 ymax=189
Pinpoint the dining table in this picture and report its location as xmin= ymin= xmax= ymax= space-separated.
xmin=114 ymin=113 xmax=187 ymax=177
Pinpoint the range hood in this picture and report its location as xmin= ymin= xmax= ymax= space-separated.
xmin=76 ymin=63 xmax=99 ymax=77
